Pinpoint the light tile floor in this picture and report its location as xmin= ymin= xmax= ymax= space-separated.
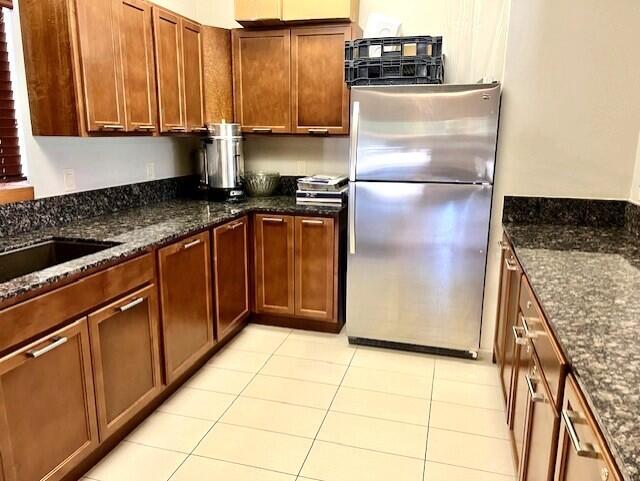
xmin=84 ymin=324 xmax=516 ymax=481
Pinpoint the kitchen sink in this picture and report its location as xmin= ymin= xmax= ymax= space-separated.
xmin=0 ymin=238 xmax=121 ymax=284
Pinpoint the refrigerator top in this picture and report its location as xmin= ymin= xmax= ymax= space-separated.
xmin=349 ymin=83 xmax=501 ymax=184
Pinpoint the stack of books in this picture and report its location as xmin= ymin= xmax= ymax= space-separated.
xmin=296 ymin=175 xmax=349 ymax=206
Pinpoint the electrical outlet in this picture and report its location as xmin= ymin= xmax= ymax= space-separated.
xmin=63 ymin=169 xmax=76 ymax=192
xmin=146 ymin=162 xmax=156 ymax=180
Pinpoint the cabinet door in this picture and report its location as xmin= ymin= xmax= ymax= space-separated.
xmin=153 ymin=7 xmax=186 ymax=133
xmin=75 ymin=0 xmax=126 ymax=133
xmin=235 ymin=0 xmax=282 ymax=23
xmin=254 ymin=214 xmax=295 ymax=315
xmin=88 ymin=284 xmax=162 ymax=440
xmin=0 ymin=319 xmax=98 ymax=481
xmin=291 ymin=26 xmax=351 ymax=135
xmin=119 ymin=0 xmax=158 ymax=133
xmin=182 ymin=19 xmax=205 ymax=132
xmin=232 ymin=29 xmax=291 ymax=133
xmin=158 ymin=231 xmax=214 ymax=383
xmin=283 ymin=0 xmax=356 ymax=22
xmin=294 ymin=217 xmax=335 ymax=321
xmin=214 ymin=217 xmax=250 ymax=339
xmin=511 ymin=325 xmax=532 ymax=469
xmin=521 ymin=354 xmax=560 ymax=481
xmin=554 ymin=376 xmax=621 ymax=481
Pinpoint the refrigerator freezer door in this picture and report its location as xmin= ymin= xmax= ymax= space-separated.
xmin=350 ymin=84 xmax=500 ymax=183
xmin=346 ymin=181 xmax=492 ymax=352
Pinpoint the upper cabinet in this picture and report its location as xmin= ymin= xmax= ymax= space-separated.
xmin=235 ymin=0 xmax=359 ymax=25
xmin=20 ymin=0 xmax=224 ymax=137
xmin=232 ymin=23 xmax=359 ymax=135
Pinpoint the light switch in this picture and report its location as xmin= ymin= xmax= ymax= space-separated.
xmin=146 ymin=162 xmax=156 ymax=180
xmin=63 ymin=169 xmax=76 ymax=192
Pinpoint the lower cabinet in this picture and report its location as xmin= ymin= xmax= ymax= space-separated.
xmin=158 ymin=231 xmax=215 ymax=383
xmin=88 ymin=284 xmax=163 ymax=439
xmin=554 ymin=375 xmax=621 ymax=481
xmin=511 ymin=326 xmax=533 ymax=467
xmin=0 ymin=319 xmax=99 ymax=481
xmin=213 ymin=217 xmax=250 ymax=339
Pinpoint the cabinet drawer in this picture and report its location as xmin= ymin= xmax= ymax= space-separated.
xmin=555 ymin=375 xmax=621 ymax=481
xmin=0 ymin=254 xmax=155 ymax=354
xmin=519 ymin=277 xmax=566 ymax=409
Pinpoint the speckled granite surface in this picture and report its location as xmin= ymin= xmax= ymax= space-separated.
xmin=0 ymin=197 xmax=343 ymax=304
xmin=504 ymin=223 xmax=640 ymax=481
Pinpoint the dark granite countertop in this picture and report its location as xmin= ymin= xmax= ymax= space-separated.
xmin=0 ymin=197 xmax=344 ymax=304
xmin=504 ymin=223 xmax=640 ymax=481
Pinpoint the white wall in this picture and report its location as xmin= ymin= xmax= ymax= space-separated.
xmin=480 ymin=0 xmax=640 ymax=350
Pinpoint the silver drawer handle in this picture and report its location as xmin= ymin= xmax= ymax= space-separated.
xmin=499 ymin=240 xmax=508 ymax=250
xmin=308 ymin=128 xmax=329 ymax=135
xmin=101 ymin=124 xmax=125 ymax=130
xmin=252 ymin=128 xmax=272 ymax=133
xmin=263 ymin=217 xmax=284 ymax=223
xmin=525 ymin=375 xmax=545 ymax=403
xmin=191 ymin=127 xmax=208 ymax=132
xmin=119 ymin=297 xmax=145 ymax=312
xmin=169 ymin=126 xmax=187 ymax=132
xmin=229 ymin=222 xmax=243 ymax=230
xmin=184 ymin=239 xmax=202 ymax=250
xmin=27 ymin=336 xmax=68 ymax=358
xmin=512 ymin=325 xmax=528 ymax=346
xmin=302 ymin=219 xmax=324 ymax=225
xmin=136 ymin=125 xmax=156 ymax=131
xmin=562 ymin=409 xmax=599 ymax=458
xmin=505 ymin=258 xmax=518 ymax=271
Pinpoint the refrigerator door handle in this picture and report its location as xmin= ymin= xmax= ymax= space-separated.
xmin=349 ymin=101 xmax=360 ymax=181
xmin=349 ymin=182 xmax=356 ymax=255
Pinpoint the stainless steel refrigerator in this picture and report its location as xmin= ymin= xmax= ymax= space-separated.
xmin=346 ymin=83 xmax=501 ymax=358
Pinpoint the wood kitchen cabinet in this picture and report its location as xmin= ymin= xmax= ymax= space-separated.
xmin=554 ymin=375 xmax=621 ymax=481
xmin=182 ymin=20 xmax=205 ymax=132
xmin=0 ymin=319 xmax=99 ymax=481
xmin=511 ymin=321 xmax=533 ymax=468
xmin=20 ymin=0 xmax=158 ymax=135
xmin=291 ymin=25 xmax=352 ymax=134
xmin=235 ymin=0 xmax=359 ymax=24
xmin=235 ymin=0 xmax=283 ymax=25
xmin=213 ymin=217 xmax=250 ymax=339
xmin=88 ymin=284 xmax=162 ymax=440
xmin=158 ymin=231 xmax=214 ymax=383
xmin=254 ymin=214 xmax=295 ymax=315
xmin=232 ymin=24 xmax=359 ymax=135
xmin=295 ymin=216 xmax=336 ymax=321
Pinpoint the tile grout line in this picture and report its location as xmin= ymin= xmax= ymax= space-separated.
xmin=165 ymin=328 xmax=295 ymax=481
xmin=422 ymin=360 xmax=437 ymax=481
xmin=294 ymin=339 xmax=358 ymax=480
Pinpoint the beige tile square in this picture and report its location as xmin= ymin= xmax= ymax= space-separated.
xmin=158 ymin=387 xmax=235 ymax=421
xmin=429 ymin=401 xmax=509 ymax=439
xmin=126 ymin=412 xmax=213 ymax=453
xmin=85 ymin=441 xmax=187 ymax=481
xmin=424 ymin=461 xmax=515 ymax=481
xmin=318 ymin=411 xmax=428 ymax=459
xmin=351 ymin=347 xmax=435 ymax=377
xmin=242 ymin=374 xmax=338 ymax=409
xmin=207 ymin=347 xmax=271 ymax=373
xmin=434 ymin=358 xmax=500 ymax=386
xmin=194 ymin=423 xmax=312 ymax=475
xmin=432 ymin=379 xmax=503 ymax=411
xmin=300 ymin=441 xmax=424 ymax=481
xmin=260 ymin=355 xmax=347 ymax=385
xmin=170 ymin=455 xmax=296 ymax=481
xmin=226 ymin=326 xmax=290 ymax=353
xmin=185 ymin=366 xmax=254 ymax=395
xmin=426 ymin=428 xmax=515 ymax=476
xmin=221 ymin=396 xmax=326 ymax=438
xmin=331 ymin=387 xmax=430 ymax=425
xmin=343 ymin=365 xmax=432 ymax=398
xmin=275 ymin=337 xmax=355 ymax=365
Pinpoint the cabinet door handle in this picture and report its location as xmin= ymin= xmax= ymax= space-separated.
xmin=192 ymin=127 xmax=208 ymax=132
xmin=169 ymin=126 xmax=187 ymax=132
xmin=184 ymin=239 xmax=202 ymax=250
xmin=135 ymin=125 xmax=156 ymax=131
xmin=499 ymin=240 xmax=509 ymax=250
xmin=562 ymin=409 xmax=599 ymax=458
xmin=505 ymin=258 xmax=518 ymax=271
xmin=302 ymin=219 xmax=324 ymax=225
xmin=308 ymin=128 xmax=329 ymax=135
xmin=101 ymin=124 xmax=125 ymax=131
xmin=525 ymin=375 xmax=545 ymax=403
xmin=251 ymin=128 xmax=272 ymax=134
xmin=230 ymin=221 xmax=244 ymax=230
xmin=263 ymin=217 xmax=284 ymax=223
xmin=26 ymin=336 xmax=68 ymax=358
xmin=512 ymin=325 xmax=528 ymax=346
xmin=119 ymin=297 xmax=145 ymax=312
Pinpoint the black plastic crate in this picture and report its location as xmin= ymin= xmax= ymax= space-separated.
xmin=345 ymin=56 xmax=444 ymax=86
xmin=345 ymin=36 xmax=443 ymax=61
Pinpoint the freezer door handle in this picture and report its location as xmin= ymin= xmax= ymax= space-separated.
xmin=349 ymin=101 xmax=360 ymax=182
xmin=349 ymin=182 xmax=356 ymax=255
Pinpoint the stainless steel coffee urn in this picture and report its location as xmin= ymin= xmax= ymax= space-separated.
xmin=199 ymin=123 xmax=245 ymax=202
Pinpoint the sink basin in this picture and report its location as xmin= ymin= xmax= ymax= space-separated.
xmin=0 ymin=238 xmax=120 ymax=283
